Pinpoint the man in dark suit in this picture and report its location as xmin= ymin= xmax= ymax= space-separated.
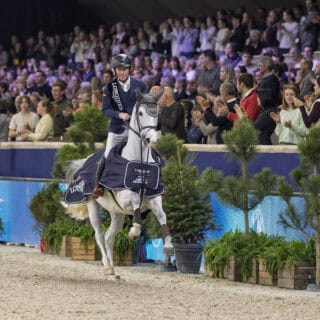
xmin=258 ymin=56 xmax=281 ymax=107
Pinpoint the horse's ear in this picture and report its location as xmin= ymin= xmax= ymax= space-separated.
xmin=135 ymin=88 xmax=142 ymax=101
xmin=153 ymin=88 xmax=164 ymax=102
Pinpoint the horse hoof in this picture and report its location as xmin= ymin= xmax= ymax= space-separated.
xmin=105 ymin=267 xmax=115 ymax=275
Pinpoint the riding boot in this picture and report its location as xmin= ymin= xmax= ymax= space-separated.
xmin=93 ymin=155 xmax=105 ymax=198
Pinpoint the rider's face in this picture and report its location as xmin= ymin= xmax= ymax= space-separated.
xmin=115 ymin=67 xmax=130 ymax=82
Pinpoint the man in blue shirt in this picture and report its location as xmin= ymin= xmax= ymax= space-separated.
xmin=93 ymin=53 xmax=147 ymax=196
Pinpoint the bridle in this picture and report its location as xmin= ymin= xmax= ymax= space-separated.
xmin=126 ymin=101 xmax=159 ymax=144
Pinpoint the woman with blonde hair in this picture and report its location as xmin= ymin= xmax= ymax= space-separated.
xmin=219 ymin=65 xmax=236 ymax=85
xmin=270 ymin=84 xmax=307 ymax=144
xmin=21 ymin=99 xmax=54 ymax=141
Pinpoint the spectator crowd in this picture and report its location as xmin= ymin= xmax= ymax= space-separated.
xmin=1 ymin=0 xmax=320 ymax=145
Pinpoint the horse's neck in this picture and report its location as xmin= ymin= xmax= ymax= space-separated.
xmin=121 ymin=115 xmax=153 ymax=163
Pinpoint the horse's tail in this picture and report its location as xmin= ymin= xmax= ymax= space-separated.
xmin=61 ymin=200 xmax=89 ymax=220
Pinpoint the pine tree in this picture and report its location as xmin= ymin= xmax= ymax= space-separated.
xmin=156 ymin=134 xmax=215 ymax=243
xmin=278 ymin=126 xmax=320 ymax=285
xmin=202 ymin=117 xmax=278 ymax=237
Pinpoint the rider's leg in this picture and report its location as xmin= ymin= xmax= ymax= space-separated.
xmin=93 ymin=130 xmax=128 ymax=197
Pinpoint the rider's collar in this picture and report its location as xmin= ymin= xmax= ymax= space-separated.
xmin=118 ymin=76 xmax=131 ymax=92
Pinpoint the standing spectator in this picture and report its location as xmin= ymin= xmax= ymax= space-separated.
xmin=253 ymin=89 xmax=279 ymax=145
xmin=199 ymin=16 xmax=216 ymax=51
xmin=220 ymin=81 xmax=239 ymax=113
xmin=169 ymin=56 xmax=185 ymax=80
xmin=27 ymin=71 xmax=53 ymax=100
xmin=174 ymin=77 xmax=188 ymax=101
xmin=51 ymin=80 xmax=72 ymax=139
xmin=257 ymin=56 xmax=281 ymax=107
xmin=229 ymin=14 xmax=247 ymax=52
xmin=177 ymin=16 xmax=199 ymax=59
xmin=8 ymin=96 xmax=39 ymax=141
xmin=0 ymin=43 xmax=8 ymax=67
xmin=270 ymin=84 xmax=307 ymax=145
xmin=214 ymin=17 xmax=230 ymax=58
xmin=300 ymin=75 xmax=320 ymax=127
xmin=277 ymin=9 xmax=299 ymax=54
xmin=298 ymin=57 xmax=314 ymax=98
xmin=0 ymin=81 xmax=11 ymax=101
xmin=158 ymin=86 xmax=186 ymax=141
xmin=70 ymin=30 xmax=89 ymax=69
xmin=197 ymin=49 xmax=221 ymax=95
xmin=245 ymin=30 xmax=263 ymax=56
xmin=262 ymin=10 xmax=279 ymax=49
xmin=229 ymin=73 xmax=259 ymax=124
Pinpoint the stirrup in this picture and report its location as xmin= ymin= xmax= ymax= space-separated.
xmin=93 ymin=184 xmax=104 ymax=198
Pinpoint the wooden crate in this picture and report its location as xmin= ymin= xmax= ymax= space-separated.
xmin=227 ymin=255 xmax=242 ymax=281
xmin=245 ymin=258 xmax=259 ymax=284
xmin=58 ymin=235 xmax=72 ymax=257
xmin=70 ymin=237 xmax=100 ymax=261
xmin=278 ymin=263 xmax=315 ymax=290
xmin=258 ymin=258 xmax=277 ymax=286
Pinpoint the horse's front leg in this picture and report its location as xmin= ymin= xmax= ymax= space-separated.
xmin=87 ymin=199 xmax=112 ymax=273
xmin=104 ymin=212 xmax=125 ymax=273
xmin=148 ymin=196 xmax=174 ymax=256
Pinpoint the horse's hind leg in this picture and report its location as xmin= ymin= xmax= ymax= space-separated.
xmin=87 ymin=199 xmax=112 ymax=272
xmin=104 ymin=212 xmax=125 ymax=271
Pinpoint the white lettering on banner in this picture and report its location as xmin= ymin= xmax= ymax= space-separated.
xmin=70 ymin=180 xmax=85 ymax=193
xmin=112 ymin=83 xmax=123 ymax=111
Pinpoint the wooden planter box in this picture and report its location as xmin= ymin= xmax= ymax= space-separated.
xmin=70 ymin=237 xmax=100 ymax=261
xmin=58 ymin=235 xmax=72 ymax=257
xmin=113 ymin=247 xmax=134 ymax=266
xmin=278 ymin=263 xmax=315 ymax=290
xmin=258 ymin=258 xmax=278 ymax=286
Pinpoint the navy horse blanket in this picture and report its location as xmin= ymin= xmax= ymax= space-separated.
xmin=65 ymin=143 xmax=164 ymax=204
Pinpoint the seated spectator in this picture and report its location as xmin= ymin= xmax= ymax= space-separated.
xmin=20 ymin=99 xmax=54 ymax=141
xmin=222 ymin=42 xmax=242 ymax=69
xmin=0 ymin=100 xmax=10 ymax=141
xmin=0 ymin=81 xmax=11 ymax=100
xmin=238 ymin=48 xmax=256 ymax=75
xmin=8 ymin=96 xmax=39 ymax=141
xmin=82 ymin=58 xmax=96 ymax=82
xmin=214 ymin=17 xmax=230 ymax=58
xmin=245 ymin=29 xmax=263 ymax=55
xmin=186 ymin=103 xmax=206 ymax=144
xmin=270 ymin=84 xmax=307 ymax=145
xmin=174 ymin=77 xmax=188 ymax=101
xmin=298 ymin=57 xmax=314 ymax=99
xmin=157 ymin=86 xmax=186 ymax=141
xmin=186 ymin=79 xmax=198 ymax=101
xmin=220 ymin=65 xmax=236 ymax=85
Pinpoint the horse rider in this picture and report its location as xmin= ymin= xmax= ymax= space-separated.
xmin=93 ymin=53 xmax=147 ymax=197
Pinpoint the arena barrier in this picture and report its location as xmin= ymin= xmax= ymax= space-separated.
xmin=0 ymin=142 xmax=306 ymax=253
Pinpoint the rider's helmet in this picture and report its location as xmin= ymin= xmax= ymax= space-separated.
xmin=111 ymin=54 xmax=131 ymax=69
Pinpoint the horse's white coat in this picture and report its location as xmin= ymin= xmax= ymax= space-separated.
xmin=63 ymin=91 xmax=173 ymax=274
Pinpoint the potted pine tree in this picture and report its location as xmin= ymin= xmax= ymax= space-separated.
xmin=156 ymin=135 xmax=215 ymax=273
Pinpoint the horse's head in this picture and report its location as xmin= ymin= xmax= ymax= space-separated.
xmin=133 ymin=88 xmax=163 ymax=148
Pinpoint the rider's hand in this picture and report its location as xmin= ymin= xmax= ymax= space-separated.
xmin=119 ymin=113 xmax=130 ymax=121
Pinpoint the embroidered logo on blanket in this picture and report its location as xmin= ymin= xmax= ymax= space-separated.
xmin=124 ymin=161 xmax=160 ymax=190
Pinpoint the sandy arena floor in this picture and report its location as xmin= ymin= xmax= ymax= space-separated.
xmin=0 ymin=244 xmax=320 ymax=320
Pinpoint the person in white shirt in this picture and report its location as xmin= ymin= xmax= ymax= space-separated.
xmin=270 ymin=83 xmax=307 ymax=144
xmin=277 ymin=9 xmax=299 ymax=54
xmin=8 ymin=96 xmax=39 ymax=141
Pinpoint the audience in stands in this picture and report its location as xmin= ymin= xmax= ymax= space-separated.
xmin=0 ymin=1 xmax=320 ymax=145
